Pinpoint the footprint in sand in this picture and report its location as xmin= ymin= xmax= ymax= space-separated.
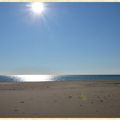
xmin=96 ymin=110 xmax=98 ymax=113
xmin=91 ymin=101 xmax=94 ymax=104
xmin=14 ymin=109 xmax=19 ymax=112
xmin=20 ymin=101 xmax=24 ymax=103
xmin=100 ymin=99 xmax=103 ymax=103
xmin=80 ymin=104 xmax=83 ymax=107
xmin=54 ymin=100 xmax=57 ymax=103
xmin=68 ymin=95 xmax=72 ymax=99
xmin=46 ymin=86 xmax=50 ymax=88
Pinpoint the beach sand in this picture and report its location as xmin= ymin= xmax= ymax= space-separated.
xmin=0 ymin=80 xmax=120 ymax=117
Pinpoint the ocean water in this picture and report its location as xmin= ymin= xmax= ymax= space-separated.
xmin=0 ymin=75 xmax=120 ymax=82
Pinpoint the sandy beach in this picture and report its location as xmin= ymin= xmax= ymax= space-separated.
xmin=0 ymin=80 xmax=120 ymax=117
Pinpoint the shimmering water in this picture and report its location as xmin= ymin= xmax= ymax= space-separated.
xmin=0 ymin=75 xmax=120 ymax=82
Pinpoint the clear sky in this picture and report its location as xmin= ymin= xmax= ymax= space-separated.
xmin=0 ymin=2 xmax=120 ymax=75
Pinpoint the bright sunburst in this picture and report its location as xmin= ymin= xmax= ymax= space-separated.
xmin=29 ymin=2 xmax=45 ymax=15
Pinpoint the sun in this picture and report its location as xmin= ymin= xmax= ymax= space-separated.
xmin=30 ymin=2 xmax=45 ymax=15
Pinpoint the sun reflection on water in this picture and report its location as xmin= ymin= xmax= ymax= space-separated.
xmin=13 ymin=75 xmax=53 ymax=82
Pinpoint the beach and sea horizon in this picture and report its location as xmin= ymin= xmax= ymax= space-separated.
xmin=0 ymin=2 xmax=120 ymax=118
xmin=0 ymin=74 xmax=120 ymax=117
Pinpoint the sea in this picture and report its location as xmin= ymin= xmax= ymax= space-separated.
xmin=0 ymin=75 xmax=120 ymax=82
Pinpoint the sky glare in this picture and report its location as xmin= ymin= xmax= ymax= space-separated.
xmin=0 ymin=2 xmax=120 ymax=75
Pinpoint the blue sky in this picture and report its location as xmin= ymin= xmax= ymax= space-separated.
xmin=0 ymin=2 xmax=120 ymax=75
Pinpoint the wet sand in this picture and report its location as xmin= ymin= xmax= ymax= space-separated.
xmin=0 ymin=80 xmax=120 ymax=117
